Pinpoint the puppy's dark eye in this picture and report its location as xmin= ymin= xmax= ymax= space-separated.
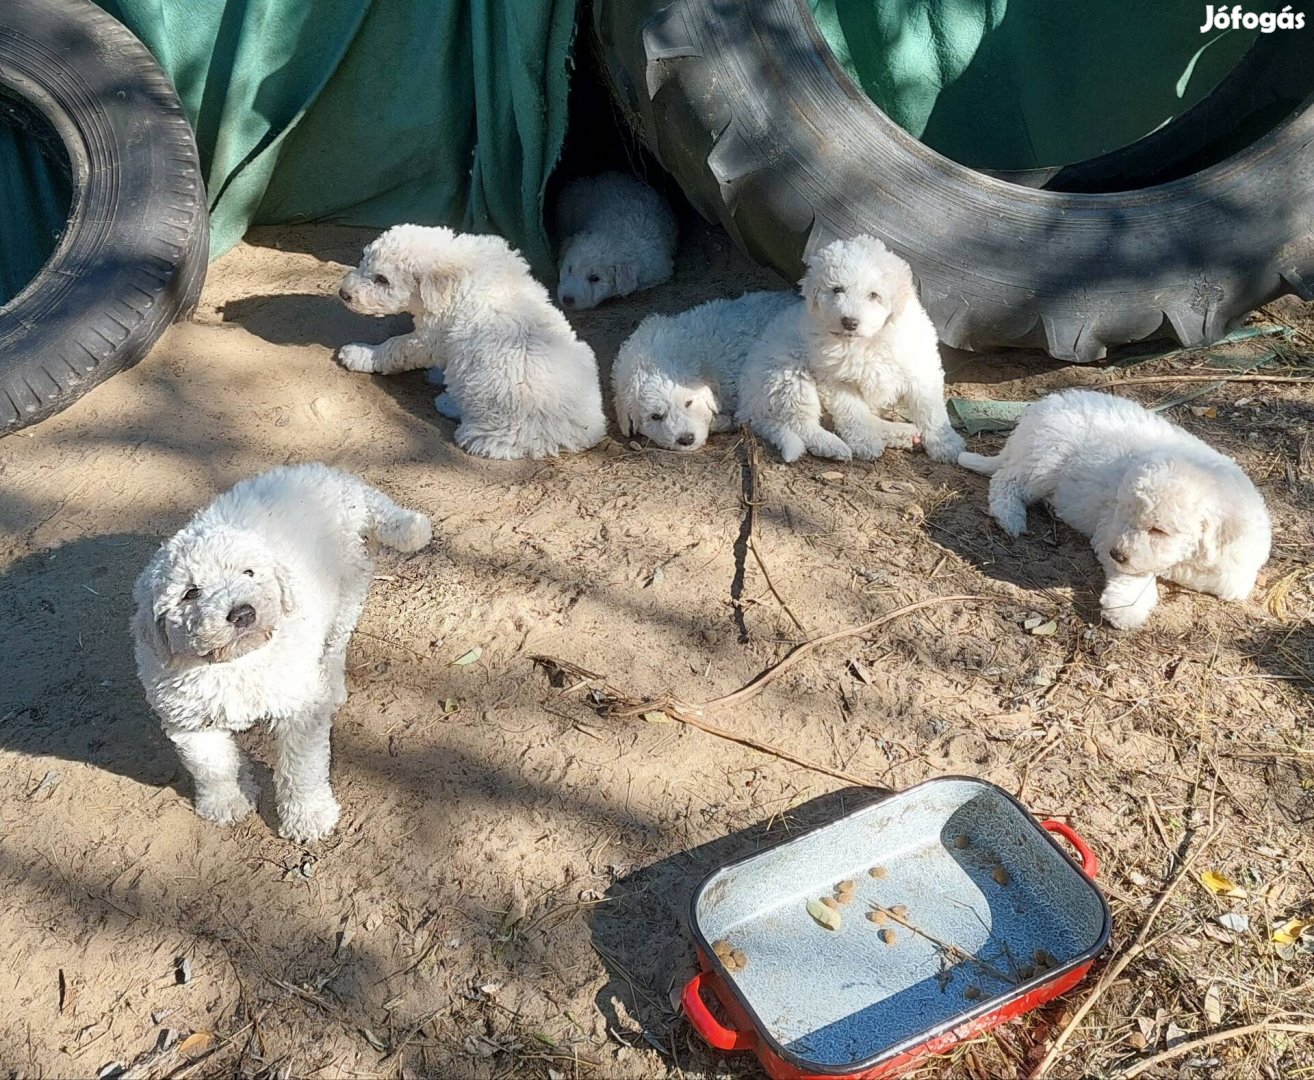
xmin=832 ymin=285 xmax=845 ymax=295
xmin=182 ymin=586 xmax=201 ymax=602
xmin=685 ymin=399 xmax=694 ymax=408
xmin=869 ymin=291 xmax=880 ymax=301
xmin=587 ymin=273 xmax=601 ymax=284
xmin=372 ymin=273 xmax=389 ymax=287
xmin=243 ymin=569 xmax=255 ymax=577
xmin=650 ymin=412 xmax=666 ymax=422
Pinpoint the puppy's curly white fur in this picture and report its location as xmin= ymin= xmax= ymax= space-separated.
xmin=959 ymin=389 xmax=1271 ymax=630
xmin=612 ymin=291 xmax=795 ymax=451
xmin=337 ymin=224 xmax=607 ymax=460
xmin=132 ymin=464 xmax=432 ymax=842
xmin=555 ymin=172 xmax=677 ymax=310
xmin=736 ymin=234 xmax=963 ymax=464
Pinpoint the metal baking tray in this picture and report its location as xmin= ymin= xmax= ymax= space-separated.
xmin=683 ymin=777 xmax=1110 ymax=1079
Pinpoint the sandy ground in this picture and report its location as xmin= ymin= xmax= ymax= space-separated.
xmin=1 ymin=220 xmax=1312 ymax=1080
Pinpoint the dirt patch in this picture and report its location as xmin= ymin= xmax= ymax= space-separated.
xmin=1 ymin=221 xmax=1311 ymax=1079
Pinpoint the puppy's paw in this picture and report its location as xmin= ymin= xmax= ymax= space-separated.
xmin=1100 ymin=602 xmax=1152 ymax=631
xmin=338 ymin=343 xmax=378 ymax=373
xmin=846 ymin=437 xmax=887 ymax=462
xmin=278 ymin=792 xmax=341 ymax=844
xmin=807 ymin=430 xmax=853 ymax=462
xmin=878 ymin=422 xmax=920 ymax=451
xmin=424 ymin=367 xmax=446 ymax=387
xmin=923 ymin=430 xmax=967 ymax=464
xmin=993 ymin=506 xmax=1028 ymax=539
xmin=194 ymin=778 xmax=257 ymax=827
xmin=383 ymin=511 xmax=432 ymax=553
xmin=433 ymin=392 xmax=462 ymax=420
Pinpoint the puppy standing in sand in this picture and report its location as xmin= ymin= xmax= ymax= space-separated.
xmin=337 ymin=225 xmax=607 ymax=460
xmin=960 ymin=389 xmax=1271 ymax=629
xmin=612 ymin=291 xmax=795 ymax=450
xmin=132 ymin=464 xmax=431 ymax=842
xmin=736 ymin=234 xmax=964 ymax=464
xmin=555 ymin=172 xmax=677 ymax=310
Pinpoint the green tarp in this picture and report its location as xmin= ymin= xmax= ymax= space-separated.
xmin=2 ymin=0 xmax=577 ymax=305
xmin=810 ymin=0 xmax=1256 ymax=171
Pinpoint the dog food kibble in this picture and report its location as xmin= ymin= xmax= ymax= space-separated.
xmin=890 ymin=904 xmax=909 ymax=919
xmin=730 ymin=949 xmax=748 ymax=970
xmin=821 ymin=896 xmax=839 ymax=910
xmin=712 ymin=939 xmax=733 ymax=959
xmin=992 ymin=866 xmax=1011 ymax=887
xmin=964 ymin=986 xmax=983 ymax=1001
xmin=954 ymin=834 xmax=971 ymax=849
xmin=836 ymin=890 xmax=855 ymax=906
xmin=868 ymin=866 xmax=887 ymax=879
xmin=866 ymin=909 xmax=889 ymax=925
xmin=806 ymin=898 xmax=842 ymax=931
xmin=878 ymin=928 xmax=897 ymax=945
xmin=837 ymin=879 xmax=855 ymax=892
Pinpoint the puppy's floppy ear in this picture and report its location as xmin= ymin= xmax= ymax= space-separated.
xmin=418 ymin=271 xmax=448 ymax=313
xmin=613 ymin=262 xmax=639 ymax=297
xmin=696 ymin=382 xmax=720 ymax=415
xmin=1199 ymin=501 xmax=1242 ymax=564
xmin=274 ymin=561 xmax=297 ymax=615
xmin=132 ymin=552 xmax=172 ymax=662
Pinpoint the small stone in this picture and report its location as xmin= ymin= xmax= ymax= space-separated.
xmin=992 ymin=866 xmax=1011 ymax=886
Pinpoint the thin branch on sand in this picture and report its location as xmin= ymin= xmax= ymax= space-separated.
xmin=532 ymin=594 xmax=982 ymax=787
xmin=1028 ymin=785 xmax=1220 ymax=1078
xmin=1115 ymin=1021 xmax=1314 ymax=1079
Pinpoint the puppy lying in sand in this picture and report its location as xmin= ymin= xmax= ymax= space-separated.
xmin=612 ymin=291 xmax=795 ymax=450
xmin=959 ymin=389 xmax=1271 ymax=629
xmin=555 ymin=172 xmax=677 ymax=310
xmin=337 ymin=224 xmax=607 ymax=460
xmin=132 ymin=464 xmax=431 ymax=842
xmin=736 ymin=234 xmax=964 ymax=464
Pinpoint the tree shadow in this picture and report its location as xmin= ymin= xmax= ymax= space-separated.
xmin=0 ymin=532 xmax=179 ymax=789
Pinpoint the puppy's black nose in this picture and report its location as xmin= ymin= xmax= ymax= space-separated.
xmin=1109 ymin=547 xmax=1129 ymax=564
xmin=677 ymin=433 xmax=695 ymax=446
xmin=227 ymin=604 xmax=256 ymax=629
xmin=841 ymin=316 xmax=859 ymax=331
xmin=561 ymin=294 xmax=575 ymax=307
xmin=338 ymin=286 xmax=351 ymax=302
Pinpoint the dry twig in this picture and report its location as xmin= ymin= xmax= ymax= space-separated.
xmin=871 ymin=904 xmax=1016 ymax=987
xmin=533 ymin=594 xmax=982 ymax=786
xmin=1028 ymin=791 xmax=1221 ymax=1078
xmin=1116 ymin=1021 xmax=1314 ymax=1079
xmin=1102 ymin=373 xmax=1314 ymax=388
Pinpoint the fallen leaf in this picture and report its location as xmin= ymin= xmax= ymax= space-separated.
xmin=1165 ymin=1021 xmax=1189 ymax=1049
xmin=1128 ymin=870 xmax=1149 ymax=887
xmin=849 ymin=660 xmax=874 ymax=685
xmin=1137 ymin=1015 xmax=1157 ymax=1041
xmin=818 ymin=471 xmax=844 ymax=482
xmin=1028 ymin=620 xmax=1058 ymax=636
xmin=1216 ymin=912 xmax=1249 ymax=934
xmin=453 ymin=647 xmax=482 ymax=666
xmin=806 ymin=898 xmax=842 ymax=932
xmin=1023 ymin=615 xmax=1044 ymax=631
xmin=1200 ymin=922 xmax=1234 ymax=944
xmin=1188 ymin=406 xmax=1218 ymax=419
xmin=177 ymin=1032 xmax=213 ymax=1057
xmin=363 ymin=911 xmax=382 ymax=932
xmin=1203 ymin=984 xmax=1222 ymax=1025
xmin=361 ymin=1029 xmax=388 ymax=1052
xmin=174 ymin=956 xmax=191 ymax=985
xmin=1272 ymin=918 xmax=1312 ymax=947
xmin=1200 ymin=870 xmax=1247 ymax=899
xmin=441 ymin=698 xmax=459 ymax=715
xmin=641 ymin=710 xmax=669 ymax=724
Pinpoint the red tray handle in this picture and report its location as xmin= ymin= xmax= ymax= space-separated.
xmin=1042 ymin=819 xmax=1099 ymax=878
xmin=682 ymin=969 xmax=754 ymax=1052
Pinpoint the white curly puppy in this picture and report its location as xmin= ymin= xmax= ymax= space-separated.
xmin=132 ymin=464 xmax=432 ymax=842
xmin=337 ymin=225 xmax=607 ymax=460
xmin=959 ymin=389 xmax=1271 ymax=630
xmin=613 ymin=291 xmax=796 ymax=450
xmin=735 ymin=234 xmax=964 ymax=464
xmin=555 ymin=172 xmax=677 ymax=310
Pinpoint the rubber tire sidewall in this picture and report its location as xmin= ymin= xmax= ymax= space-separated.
xmin=595 ymin=0 xmax=1314 ymax=360
xmin=0 ymin=0 xmax=208 ymax=432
